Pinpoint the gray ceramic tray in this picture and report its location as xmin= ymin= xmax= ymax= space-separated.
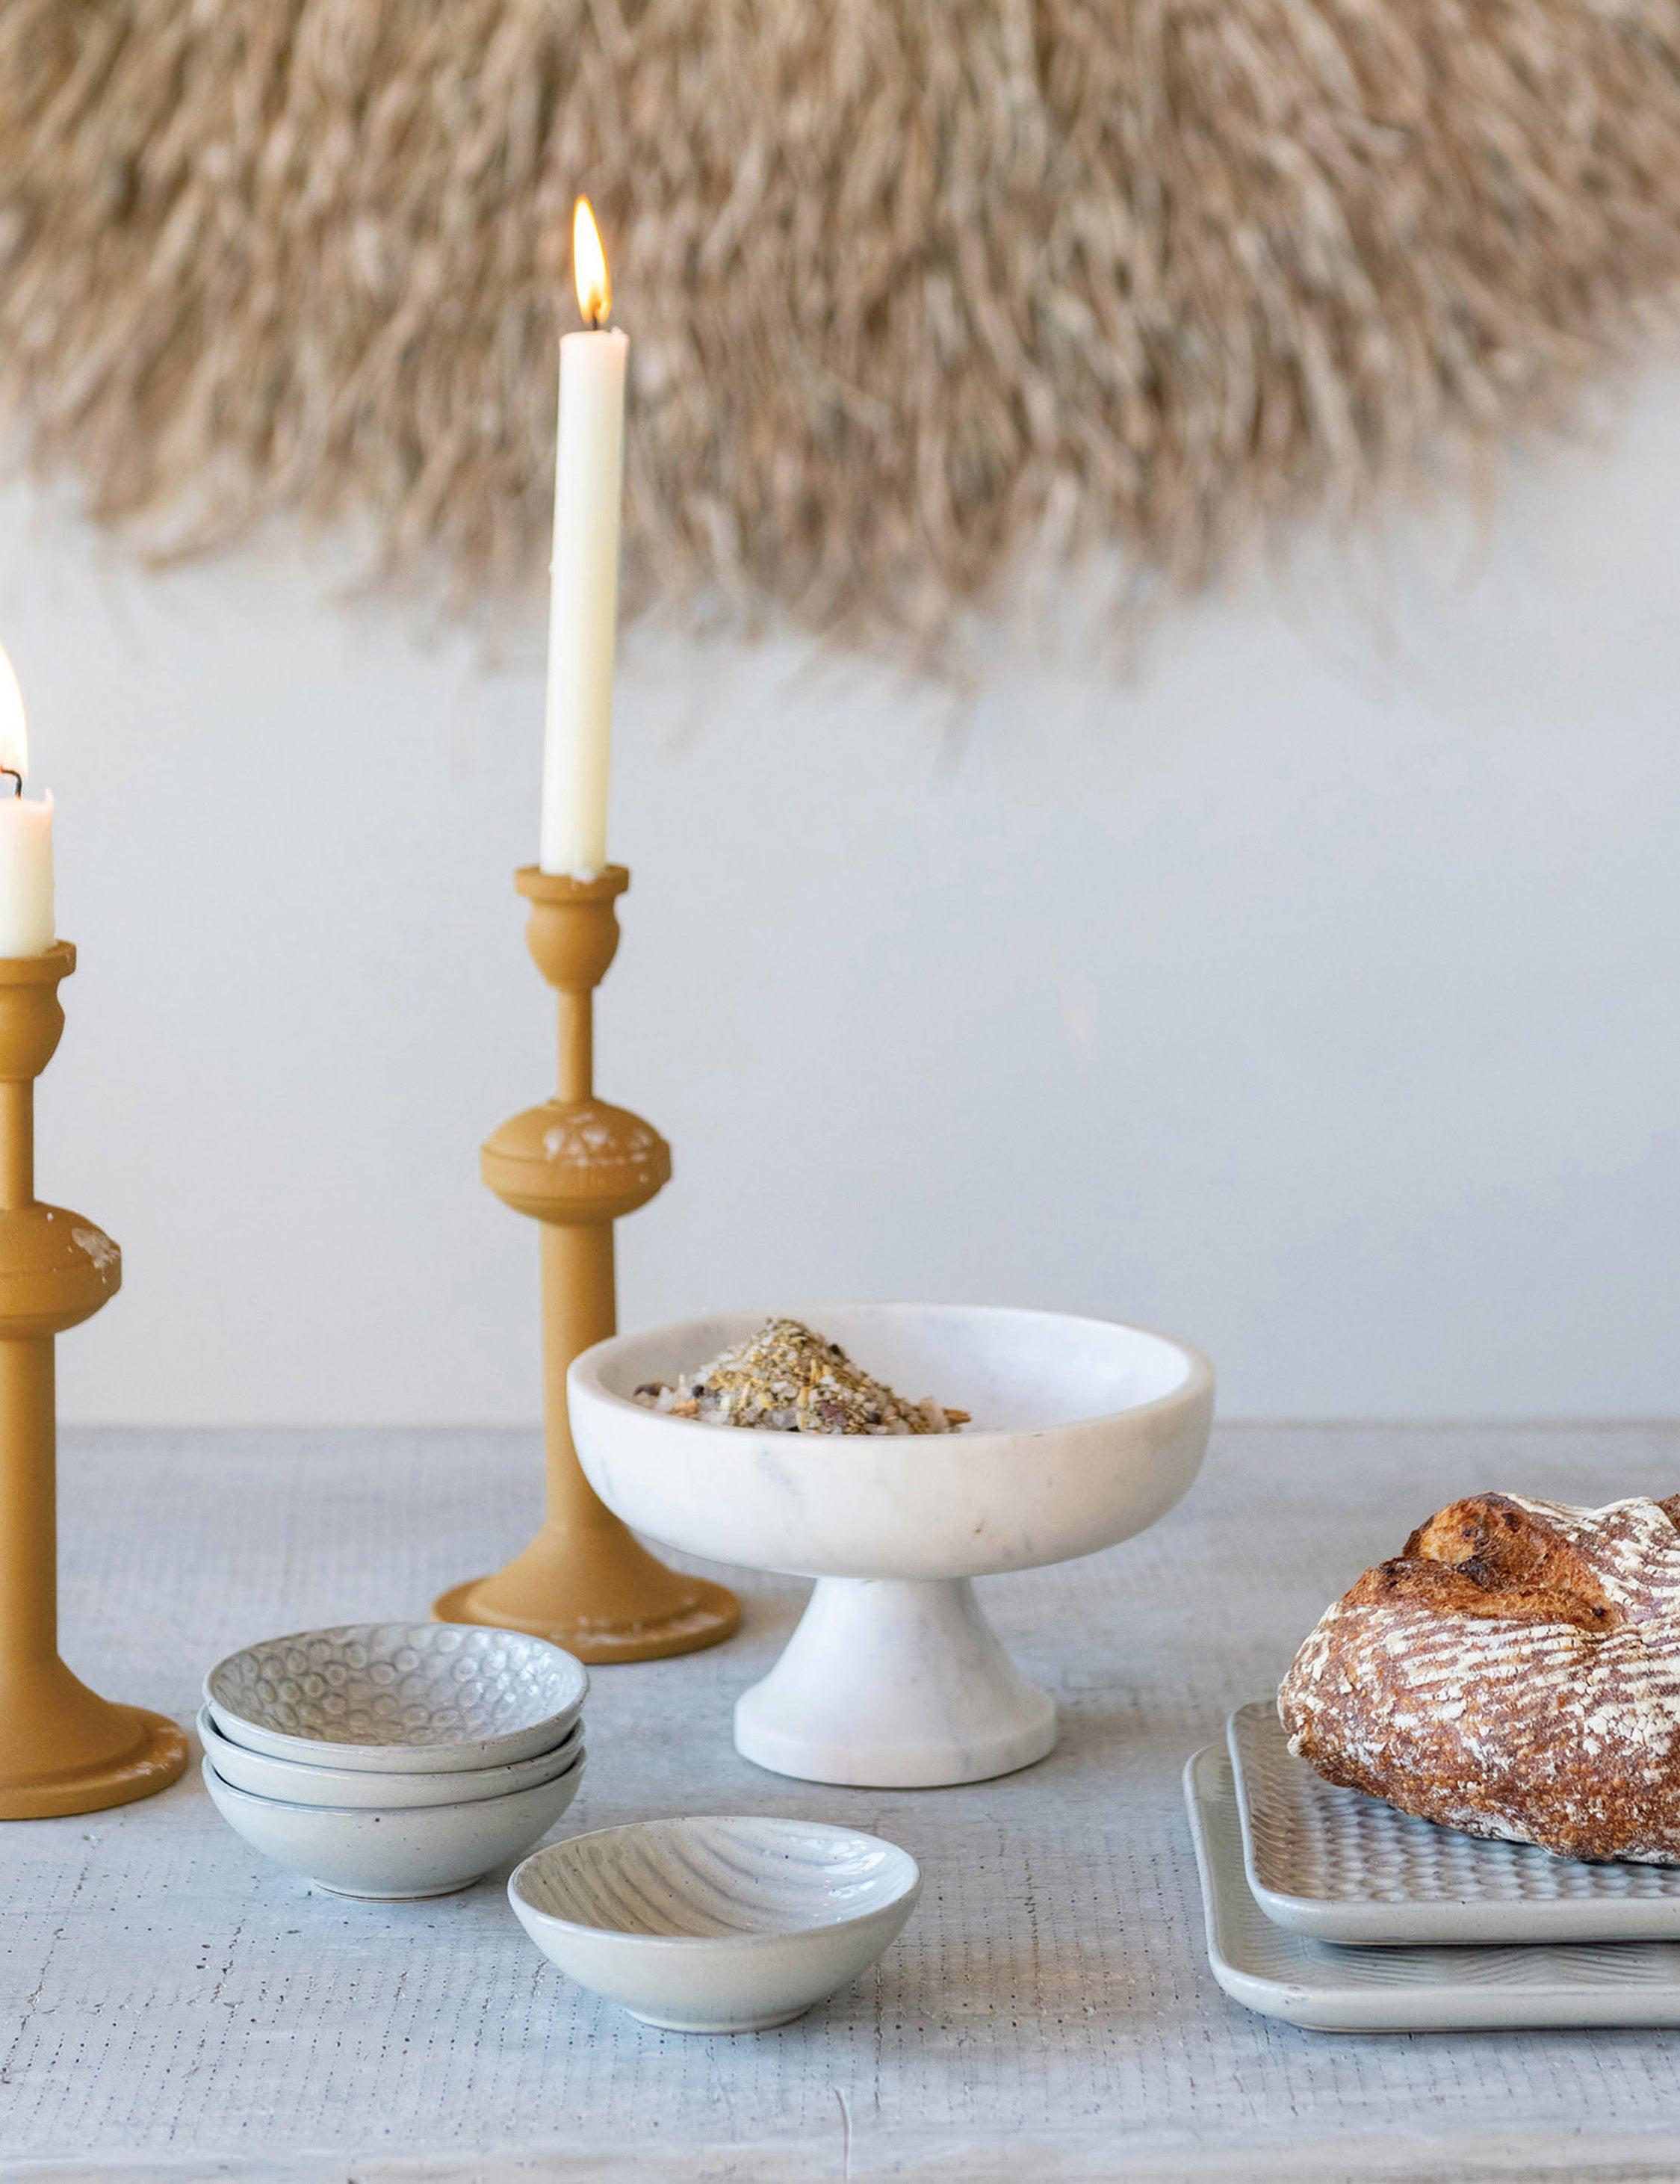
xmin=1226 ymin=1700 xmax=1680 ymax=1946
xmin=1185 ymin=1743 xmax=1680 ymax=2029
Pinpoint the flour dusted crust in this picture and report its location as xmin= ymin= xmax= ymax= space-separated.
xmin=1279 ymin=1494 xmax=1680 ymax=1863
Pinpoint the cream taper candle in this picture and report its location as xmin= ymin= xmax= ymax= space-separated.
xmin=0 ymin=646 xmax=53 ymax=957
xmin=539 ymin=197 xmax=627 ymax=879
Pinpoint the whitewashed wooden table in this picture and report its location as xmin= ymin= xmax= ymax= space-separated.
xmin=4 ymin=1423 xmax=1679 ymax=2182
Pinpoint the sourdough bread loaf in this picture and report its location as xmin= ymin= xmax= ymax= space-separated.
xmin=1279 ymin=1492 xmax=1680 ymax=1863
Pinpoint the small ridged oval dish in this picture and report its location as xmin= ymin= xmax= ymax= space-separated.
xmin=1228 ymin=1701 xmax=1680 ymax=1946
xmin=509 ymin=1816 xmax=921 ymax=2032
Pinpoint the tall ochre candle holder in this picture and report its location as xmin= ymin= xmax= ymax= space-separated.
xmin=0 ymin=943 xmax=187 ymax=1816
xmin=435 ymin=866 xmax=739 ymax=1661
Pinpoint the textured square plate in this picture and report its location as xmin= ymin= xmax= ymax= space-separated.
xmin=1185 ymin=1742 xmax=1680 ymax=2029
xmin=1227 ymin=1700 xmax=1680 ymax=1946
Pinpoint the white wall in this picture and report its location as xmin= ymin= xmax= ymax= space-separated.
xmin=4 ymin=370 xmax=1678 ymax=1426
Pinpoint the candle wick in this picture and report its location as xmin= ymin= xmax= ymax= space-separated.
xmin=0 ymin=769 xmax=19 ymax=798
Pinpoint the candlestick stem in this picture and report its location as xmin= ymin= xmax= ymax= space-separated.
xmin=0 ymin=1079 xmax=31 ymax=1207
xmin=0 ymin=1340 xmax=55 ymax=1661
xmin=434 ymin=867 xmax=739 ymax=1662
xmin=0 ymin=944 xmax=187 ymax=1817
xmin=541 ymin=1224 xmax=613 ymax=1503
xmin=557 ymin=990 xmax=592 ymax=1103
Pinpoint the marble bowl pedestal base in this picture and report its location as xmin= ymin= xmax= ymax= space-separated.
xmin=735 ymin=1577 xmax=1055 ymax=1787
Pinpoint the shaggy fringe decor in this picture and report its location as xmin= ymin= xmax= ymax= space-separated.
xmin=1 ymin=1 xmax=1679 ymax=654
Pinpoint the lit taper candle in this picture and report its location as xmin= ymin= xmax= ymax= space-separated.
xmin=0 ymin=646 xmax=53 ymax=956
xmin=539 ymin=197 xmax=627 ymax=879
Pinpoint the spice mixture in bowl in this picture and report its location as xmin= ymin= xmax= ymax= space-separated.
xmin=633 ymin=1317 xmax=969 ymax=1436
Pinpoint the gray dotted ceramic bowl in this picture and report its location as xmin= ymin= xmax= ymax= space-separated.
xmin=205 ymin=1623 xmax=588 ymax=1773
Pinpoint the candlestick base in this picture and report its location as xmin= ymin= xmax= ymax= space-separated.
xmin=0 ymin=1659 xmax=188 ymax=1819
xmin=434 ymin=1523 xmax=739 ymax=1664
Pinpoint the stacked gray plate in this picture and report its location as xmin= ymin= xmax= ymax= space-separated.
xmin=201 ymin=1622 xmax=587 ymax=1900
xmin=1183 ymin=1701 xmax=1680 ymax=2030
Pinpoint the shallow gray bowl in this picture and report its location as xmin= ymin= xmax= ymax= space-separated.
xmin=509 ymin=1815 xmax=921 ymax=2032
xmin=205 ymin=1748 xmax=586 ymax=1899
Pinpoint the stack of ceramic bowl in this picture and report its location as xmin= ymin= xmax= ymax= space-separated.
xmin=200 ymin=1623 xmax=587 ymax=1901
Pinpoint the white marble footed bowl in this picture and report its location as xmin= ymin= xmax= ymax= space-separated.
xmin=569 ymin=1305 xmax=1212 ymax=1581
xmin=569 ymin=1305 xmax=1214 ymax=1789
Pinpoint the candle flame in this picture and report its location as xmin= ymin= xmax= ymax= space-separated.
xmin=0 ymin=643 xmax=27 ymax=783
xmin=573 ymin=196 xmax=611 ymax=327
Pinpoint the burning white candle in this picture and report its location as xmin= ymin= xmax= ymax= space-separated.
xmin=539 ymin=197 xmax=627 ymax=879
xmin=0 ymin=646 xmax=53 ymax=957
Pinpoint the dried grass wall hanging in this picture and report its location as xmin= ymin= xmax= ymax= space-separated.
xmin=1 ymin=0 xmax=1678 ymax=658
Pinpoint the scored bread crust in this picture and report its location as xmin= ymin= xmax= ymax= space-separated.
xmin=1279 ymin=1493 xmax=1680 ymax=1863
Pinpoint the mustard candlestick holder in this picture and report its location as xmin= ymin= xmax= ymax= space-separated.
xmin=435 ymin=866 xmax=739 ymax=1661
xmin=0 ymin=943 xmax=187 ymax=1818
